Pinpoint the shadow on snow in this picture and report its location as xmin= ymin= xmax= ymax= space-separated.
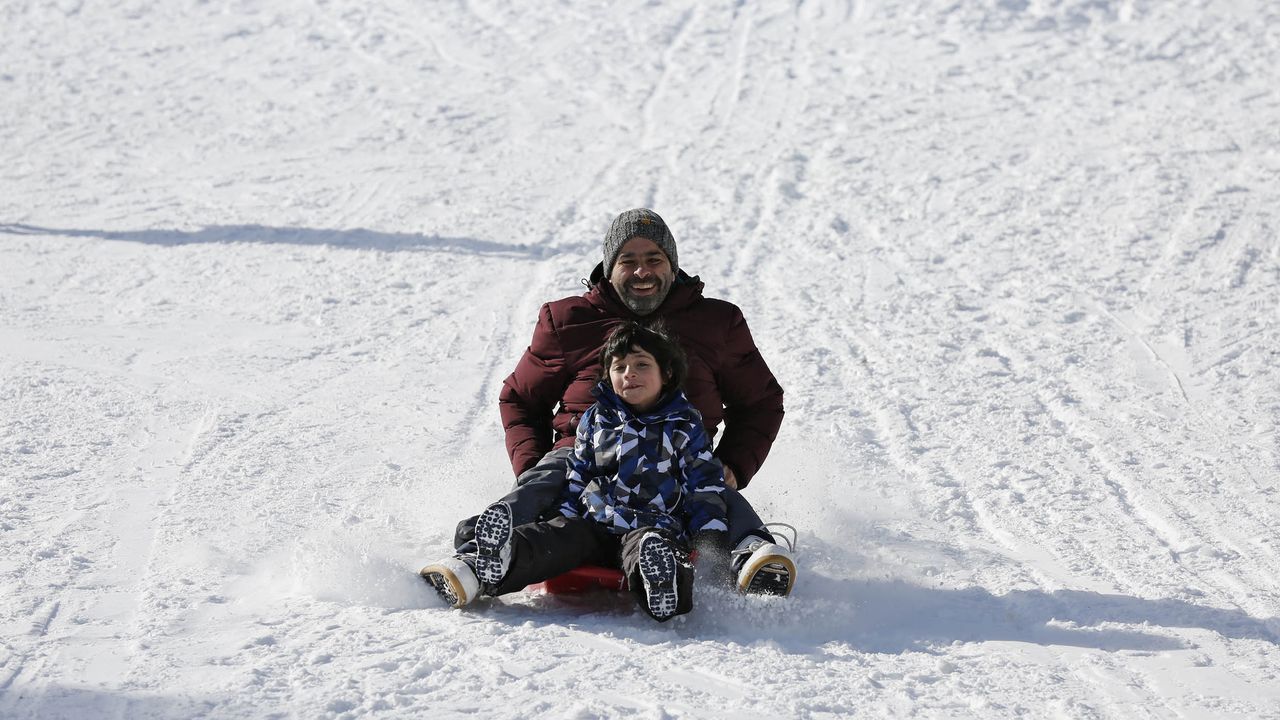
xmin=0 ymin=222 xmax=547 ymax=257
xmin=0 ymin=683 xmax=219 ymax=720
xmin=456 ymin=573 xmax=1278 ymax=656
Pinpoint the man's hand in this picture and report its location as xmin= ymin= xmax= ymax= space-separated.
xmin=723 ymin=466 xmax=738 ymax=490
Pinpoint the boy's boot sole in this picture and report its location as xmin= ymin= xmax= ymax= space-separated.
xmin=473 ymin=502 xmax=514 ymax=586
xmin=638 ymin=533 xmax=679 ymax=619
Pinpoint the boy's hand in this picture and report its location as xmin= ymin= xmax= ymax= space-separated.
xmin=723 ymin=466 xmax=738 ymax=489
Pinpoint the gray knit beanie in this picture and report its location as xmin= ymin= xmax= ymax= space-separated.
xmin=602 ymin=208 xmax=677 ymax=277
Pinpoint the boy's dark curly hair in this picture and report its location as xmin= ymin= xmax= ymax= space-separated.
xmin=598 ymin=321 xmax=688 ymax=393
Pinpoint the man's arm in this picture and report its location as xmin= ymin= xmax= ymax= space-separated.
xmin=712 ymin=308 xmax=785 ymax=489
xmin=498 ymin=303 xmax=570 ymax=477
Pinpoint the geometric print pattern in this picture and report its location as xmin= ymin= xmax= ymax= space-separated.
xmin=559 ymin=381 xmax=729 ymax=538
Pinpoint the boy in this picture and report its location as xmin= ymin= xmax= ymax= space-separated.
xmin=421 ymin=322 xmax=744 ymax=621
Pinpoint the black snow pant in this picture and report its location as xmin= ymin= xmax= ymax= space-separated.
xmin=489 ymin=517 xmax=694 ymax=622
xmin=454 ymin=447 xmax=772 ymax=552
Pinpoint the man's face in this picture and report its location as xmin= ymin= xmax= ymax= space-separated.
xmin=608 ymin=236 xmax=675 ymax=315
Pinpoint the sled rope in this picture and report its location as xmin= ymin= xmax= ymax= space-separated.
xmin=763 ymin=522 xmax=798 ymax=552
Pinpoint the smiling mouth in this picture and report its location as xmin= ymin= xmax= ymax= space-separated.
xmin=628 ymin=282 xmax=659 ymax=295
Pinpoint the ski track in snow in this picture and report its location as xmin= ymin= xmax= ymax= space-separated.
xmin=3 ymin=0 xmax=1280 ymax=717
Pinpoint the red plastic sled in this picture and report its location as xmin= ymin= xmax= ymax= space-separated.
xmin=526 ymin=550 xmax=698 ymax=594
xmin=528 ymin=565 xmax=628 ymax=594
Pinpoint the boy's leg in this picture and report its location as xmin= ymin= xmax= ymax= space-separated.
xmin=619 ymin=527 xmax=693 ymax=622
xmin=472 ymin=502 xmax=515 ymax=586
xmin=422 ymin=511 xmax=604 ymax=606
xmin=454 ymin=447 xmax=575 ymax=552
xmin=424 ymin=499 xmax=517 ymax=607
xmin=488 ymin=516 xmax=614 ymax=596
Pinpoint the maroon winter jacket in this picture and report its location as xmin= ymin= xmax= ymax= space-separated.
xmin=499 ymin=267 xmax=784 ymax=489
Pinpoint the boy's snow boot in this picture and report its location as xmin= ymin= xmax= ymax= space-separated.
xmin=420 ymin=557 xmax=482 ymax=608
xmin=637 ymin=532 xmax=681 ymax=620
xmin=473 ymin=501 xmax=514 ymax=586
xmin=731 ymin=535 xmax=796 ymax=596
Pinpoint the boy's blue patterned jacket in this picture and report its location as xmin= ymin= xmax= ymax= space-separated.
xmin=559 ymin=381 xmax=729 ymax=538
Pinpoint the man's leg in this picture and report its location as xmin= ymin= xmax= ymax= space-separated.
xmin=724 ymin=487 xmax=772 ymax=545
xmin=723 ymin=488 xmax=797 ymax=597
xmin=454 ymin=447 xmax=575 ymax=552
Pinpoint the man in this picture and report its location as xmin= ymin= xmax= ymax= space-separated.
xmin=456 ymin=208 xmax=795 ymax=595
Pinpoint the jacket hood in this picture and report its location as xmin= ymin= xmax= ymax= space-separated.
xmin=590 ymin=379 xmax=692 ymax=423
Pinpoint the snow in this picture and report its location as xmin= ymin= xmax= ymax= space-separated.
xmin=2 ymin=0 xmax=1279 ymax=717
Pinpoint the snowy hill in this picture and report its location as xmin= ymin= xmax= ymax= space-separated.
xmin=3 ymin=0 xmax=1279 ymax=717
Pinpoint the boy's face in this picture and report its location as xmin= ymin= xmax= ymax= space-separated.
xmin=608 ymin=347 xmax=666 ymax=412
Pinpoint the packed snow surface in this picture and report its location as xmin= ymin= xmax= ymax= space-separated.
xmin=3 ymin=0 xmax=1280 ymax=717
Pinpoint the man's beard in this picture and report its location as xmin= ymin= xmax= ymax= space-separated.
xmin=618 ymin=278 xmax=672 ymax=315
